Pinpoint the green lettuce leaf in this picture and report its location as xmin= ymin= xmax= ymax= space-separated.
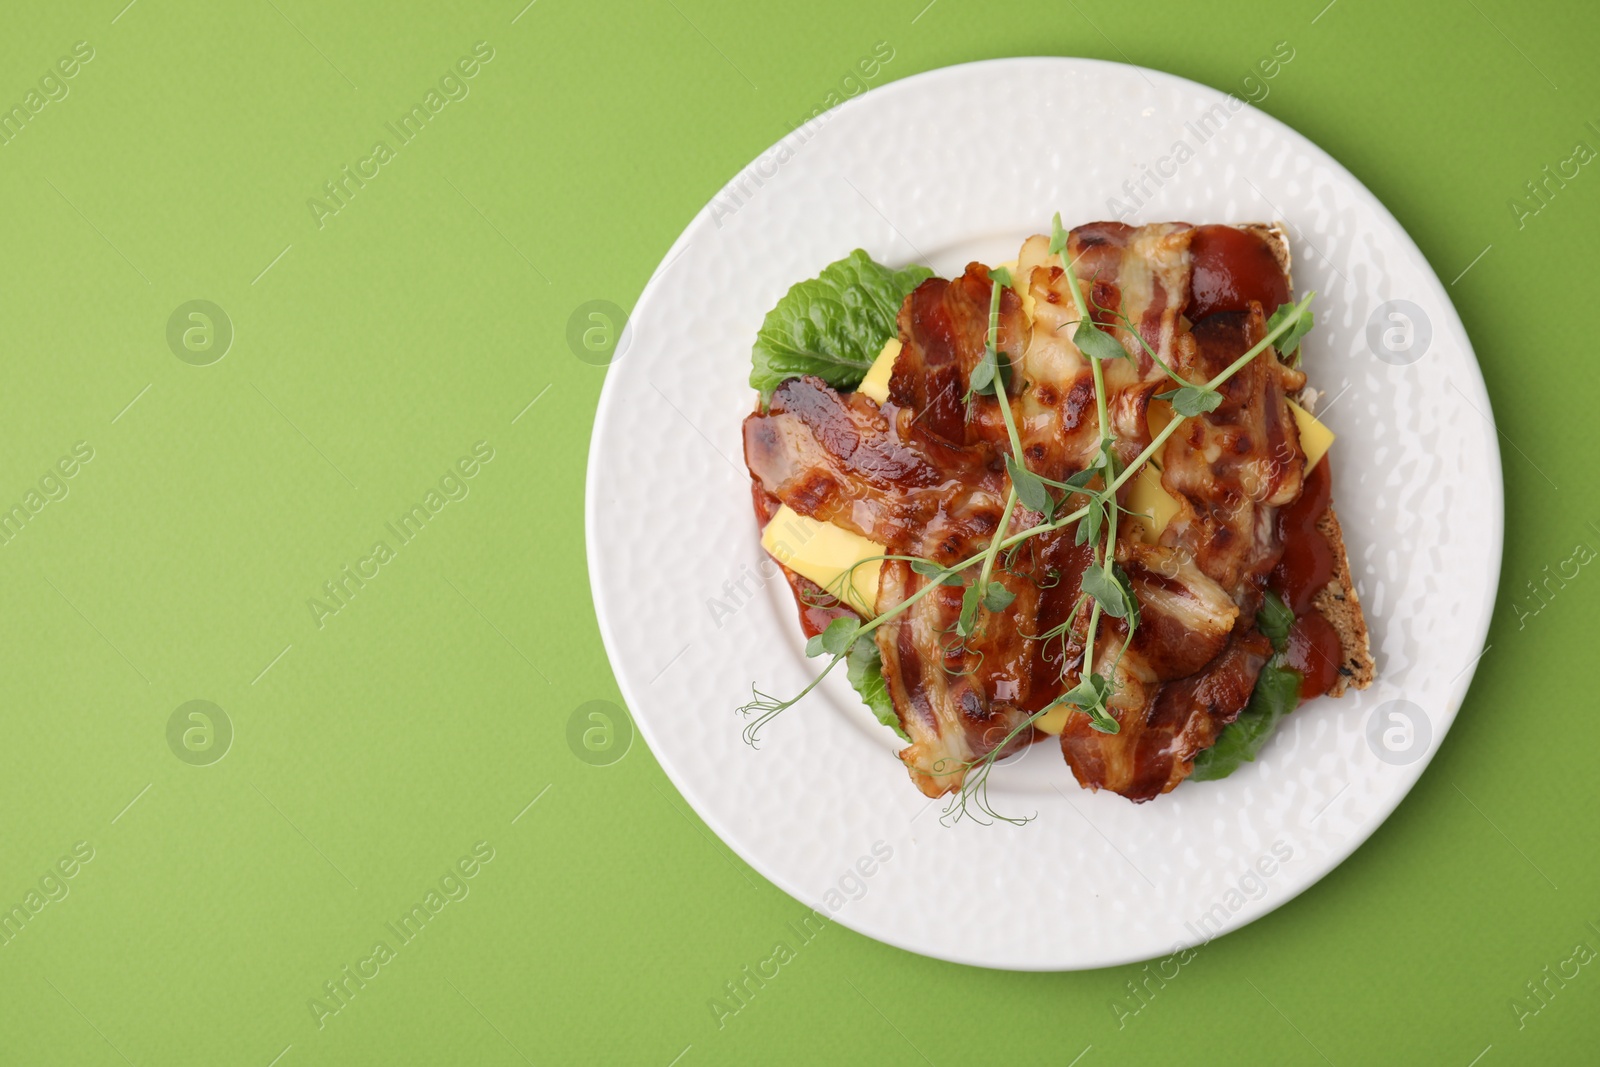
xmin=750 ymin=250 xmax=934 ymax=402
xmin=846 ymin=634 xmax=909 ymax=743
xmin=1256 ymin=591 xmax=1294 ymax=653
xmin=1190 ymin=659 xmax=1303 ymax=781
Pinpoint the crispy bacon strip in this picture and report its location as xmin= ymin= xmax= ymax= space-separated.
xmin=1158 ymin=308 xmax=1307 ymax=595
xmin=1007 ymin=224 xmax=1190 ymax=484
xmin=888 ymin=264 xmax=1029 ymax=448
xmin=1060 ymin=628 xmax=1273 ymax=800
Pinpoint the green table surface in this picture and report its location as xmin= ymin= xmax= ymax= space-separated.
xmin=1 ymin=0 xmax=1595 ymax=1063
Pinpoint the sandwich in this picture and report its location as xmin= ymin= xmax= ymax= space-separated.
xmin=740 ymin=217 xmax=1373 ymax=812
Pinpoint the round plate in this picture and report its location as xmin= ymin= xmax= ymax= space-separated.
xmin=586 ymin=57 xmax=1502 ymax=970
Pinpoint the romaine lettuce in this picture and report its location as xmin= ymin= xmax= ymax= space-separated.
xmin=1190 ymin=660 xmax=1303 ymax=781
xmin=847 ymin=634 xmax=908 ymax=743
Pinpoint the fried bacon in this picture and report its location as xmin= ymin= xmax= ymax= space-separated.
xmin=1060 ymin=628 xmax=1273 ymax=800
xmin=887 ymin=264 xmax=1030 ymax=448
xmin=745 ymin=373 xmax=1078 ymax=798
xmin=743 ymin=223 xmax=1312 ymax=802
xmin=1159 ymin=309 xmax=1307 ymax=595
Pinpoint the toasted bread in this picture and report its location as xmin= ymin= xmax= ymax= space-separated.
xmin=1312 ymin=505 xmax=1375 ymax=694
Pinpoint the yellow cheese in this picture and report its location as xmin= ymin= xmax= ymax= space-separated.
xmin=1127 ymin=398 xmax=1335 ymax=543
xmin=1291 ymin=399 xmax=1334 ymax=469
xmin=1035 ymin=704 xmax=1070 ymax=735
xmin=760 ymin=504 xmax=885 ymax=615
xmin=857 ymin=338 xmax=900 ymax=405
xmin=1126 ymin=463 xmax=1182 ymax=544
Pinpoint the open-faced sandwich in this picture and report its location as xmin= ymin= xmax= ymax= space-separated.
xmin=740 ymin=215 xmax=1372 ymax=820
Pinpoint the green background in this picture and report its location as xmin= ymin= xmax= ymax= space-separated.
xmin=0 ymin=0 xmax=1594 ymax=1063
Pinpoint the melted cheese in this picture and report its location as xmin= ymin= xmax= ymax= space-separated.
xmin=1126 ymin=464 xmax=1184 ymax=544
xmin=760 ymin=504 xmax=884 ymax=615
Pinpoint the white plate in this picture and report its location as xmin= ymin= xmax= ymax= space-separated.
xmin=586 ymin=57 xmax=1501 ymax=970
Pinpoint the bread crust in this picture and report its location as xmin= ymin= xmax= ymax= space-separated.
xmin=1311 ymin=504 xmax=1375 ymax=695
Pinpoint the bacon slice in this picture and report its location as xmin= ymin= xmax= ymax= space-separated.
xmin=1119 ymin=541 xmax=1239 ymax=681
xmin=1040 ymin=225 xmax=1303 ymax=796
xmin=1060 ymin=628 xmax=1273 ymax=800
xmin=888 ymin=263 xmax=1029 ymax=449
xmin=1010 ymin=224 xmax=1190 ymax=483
xmin=743 ymin=375 xmax=994 ymax=547
xmin=1158 ymin=308 xmax=1307 ymax=595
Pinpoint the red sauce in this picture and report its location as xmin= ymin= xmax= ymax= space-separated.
xmin=1269 ymin=458 xmax=1344 ymax=699
xmin=792 ymin=581 xmax=854 ymax=639
xmin=1188 ymin=225 xmax=1290 ymax=322
xmin=1271 ymin=457 xmax=1334 ymax=616
xmin=1285 ymin=610 xmax=1343 ymax=699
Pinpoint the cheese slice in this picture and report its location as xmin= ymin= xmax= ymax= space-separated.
xmin=857 ymin=338 xmax=900 ymax=405
xmin=1290 ymin=399 xmax=1334 ymax=469
xmin=1035 ymin=704 xmax=1071 ymax=735
xmin=1125 ymin=463 xmax=1183 ymax=544
xmin=760 ymin=504 xmax=885 ymax=616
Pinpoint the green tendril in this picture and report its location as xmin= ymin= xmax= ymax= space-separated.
xmin=935 ymin=708 xmax=1050 ymax=827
